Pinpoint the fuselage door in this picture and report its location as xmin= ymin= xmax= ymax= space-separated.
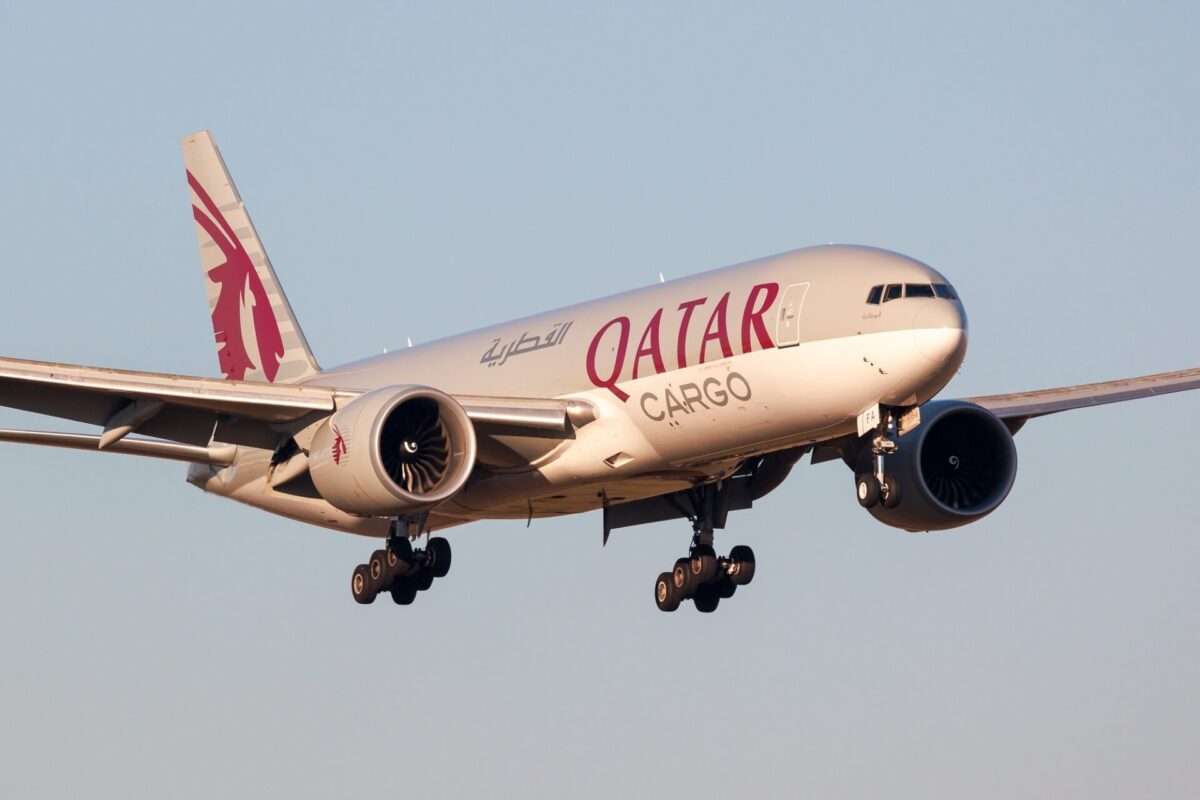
xmin=775 ymin=282 xmax=811 ymax=348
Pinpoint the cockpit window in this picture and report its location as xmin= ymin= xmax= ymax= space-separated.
xmin=869 ymin=281 xmax=959 ymax=305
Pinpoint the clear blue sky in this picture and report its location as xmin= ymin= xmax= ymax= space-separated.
xmin=1 ymin=2 xmax=1197 ymax=797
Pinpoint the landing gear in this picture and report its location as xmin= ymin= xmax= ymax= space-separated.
xmin=348 ymin=514 xmax=452 ymax=607
xmin=351 ymin=564 xmax=375 ymax=605
xmin=427 ymin=536 xmax=452 ymax=579
xmin=389 ymin=578 xmax=419 ymax=606
xmin=693 ymin=583 xmax=721 ymax=613
xmin=856 ymin=473 xmax=881 ymax=508
xmin=655 ymin=572 xmax=682 ymax=612
xmin=728 ymin=544 xmax=755 ymax=586
xmin=881 ymin=474 xmax=902 ymax=509
xmin=653 ymin=484 xmax=757 ymax=613
xmin=854 ymin=406 xmax=907 ymax=510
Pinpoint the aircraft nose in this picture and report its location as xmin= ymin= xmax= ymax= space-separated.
xmin=913 ymin=301 xmax=968 ymax=363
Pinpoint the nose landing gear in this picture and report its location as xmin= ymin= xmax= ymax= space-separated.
xmin=854 ymin=405 xmax=908 ymax=510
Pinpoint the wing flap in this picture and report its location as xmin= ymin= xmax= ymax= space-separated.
xmin=0 ymin=429 xmax=236 ymax=464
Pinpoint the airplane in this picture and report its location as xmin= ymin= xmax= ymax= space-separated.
xmin=2 ymin=130 xmax=1198 ymax=613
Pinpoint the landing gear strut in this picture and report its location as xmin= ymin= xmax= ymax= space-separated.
xmin=350 ymin=513 xmax=452 ymax=606
xmin=854 ymin=406 xmax=904 ymax=510
xmin=654 ymin=484 xmax=756 ymax=613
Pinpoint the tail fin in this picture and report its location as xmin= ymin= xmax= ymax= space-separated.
xmin=182 ymin=130 xmax=320 ymax=384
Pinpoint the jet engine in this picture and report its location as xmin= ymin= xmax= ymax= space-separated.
xmin=870 ymin=400 xmax=1017 ymax=531
xmin=309 ymin=386 xmax=477 ymax=517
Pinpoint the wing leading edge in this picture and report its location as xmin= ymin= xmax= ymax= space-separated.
xmin=967 ymin=366 xmax=1200 ymax=424
xmin=0 ymin=355 xmax=591 ymax=457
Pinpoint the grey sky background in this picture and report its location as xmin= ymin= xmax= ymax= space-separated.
xmin=1 ymin=2 xmax=1197 ymax=797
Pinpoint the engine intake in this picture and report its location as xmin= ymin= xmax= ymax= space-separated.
xmin=870 ymin=400 xmax=1017 ymax=531
xmin=309 ymin=386 xmax=477 ymax=517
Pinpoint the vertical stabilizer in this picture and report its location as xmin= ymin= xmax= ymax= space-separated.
xmin=182 ymin=130 xmax=320 ymax=384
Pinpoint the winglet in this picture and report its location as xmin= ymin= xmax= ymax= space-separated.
xmin=183 ymin=131 xmax=321 ymax=384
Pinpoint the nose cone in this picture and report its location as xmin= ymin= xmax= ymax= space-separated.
xmin=913 ymin=301 xmax=968 ymax=363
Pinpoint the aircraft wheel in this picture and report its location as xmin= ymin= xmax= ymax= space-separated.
xmin=655 ymin=572 xmax=682 ymax=612
xmin=693 ymin=584 xmax=720 ymax=613
xmin=367 ymin=549 xmax=390 ymax=590
xmin=351 ymin=565 xmax=376 ymax=605
xmin=428 ymin=537 xmax=452 ymax=579
xmin=715 ymin=577 xmax=737 ymax=600
xmin=729 ymin=544 xmax=756 ymax=586
xmin=856 ymin=473 xmax=881 ymax=508
xmin=882 ymin=475 xmax=902 ymax=508
xmin=391 ymin=544 xmax=419 ymax=580
xmin=390 ymin=578 xmax=418 ymax=606
xmin=672 ymin=558 xmax=694 ymax=598
xmin=370 ymin=548 xmax=404 ymax=586
xmin=415 ymin=567 xmax=435 ymax=592
xmin=689 ymin=545 xmax=718 ymax=585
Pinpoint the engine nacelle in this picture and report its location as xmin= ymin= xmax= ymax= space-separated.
xmin=309 ymin=386 xmax=477 ymax=517
xmin=870 ymin=400 xmax=1018 ymax=531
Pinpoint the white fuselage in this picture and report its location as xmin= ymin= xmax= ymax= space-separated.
xmin=191 ymin=245 xmax=968 ymax=537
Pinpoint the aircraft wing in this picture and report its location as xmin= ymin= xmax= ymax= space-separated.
xmin=0 ymin=355 xmax=588 ymax=459
xmin=0 ymin=428 xmax=239 ymax=465
xmin=0 ymin=355 xmax=339 ymax=448
xmin=967 ymin=366 xmax=1200 ymax=424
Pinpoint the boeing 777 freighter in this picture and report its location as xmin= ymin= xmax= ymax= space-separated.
xmin=2 ymin=132 xmax=1196 ymax=612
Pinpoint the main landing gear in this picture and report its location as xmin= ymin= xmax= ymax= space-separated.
xmin=854 ymin=406 xmax=903 ymax=510
xmin=653 ymin=485 xmax=756 ymax=613
xmin=350 ymin=515 xmax=451 ymax=606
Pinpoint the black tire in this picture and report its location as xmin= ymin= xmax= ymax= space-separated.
xmin=655 ymin=572 xmax=682 ymax=612
xmin=390 ymin=578 xmax=418 ymax=606
xmin=882 ymin=475 xmax=902 ymax=508
xmin=715 ymin=577 xmax=737 ymax=599
xmin=368 ymin=549 xmax=390 ymax=589
xmin=386 ymin=542 xmax=417 ymax=580
xmin=372 ymin=547 xmax=403 ymax=585
xmin=693 ymin=584 xmax=720 ymax=613
xmin=856 ymin=473 xmax=881 ymax=508
xmin=729 ymin=544 xmax=756 ymax=586
xmin=428 ymin=537 xmax=452 ymax=579
xmin=351 ymin=565 xmax=376 ymax=605
xmin=689 ymin=545 xmax=718 ymax=584
xmin=415 ymin=568 xmax=435 ymax=592
xmin=672 ymin=558 xmax=694 ymax=598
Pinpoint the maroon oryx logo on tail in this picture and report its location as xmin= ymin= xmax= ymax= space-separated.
xmin=188 ymin=170 xmax=285 ymax=382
